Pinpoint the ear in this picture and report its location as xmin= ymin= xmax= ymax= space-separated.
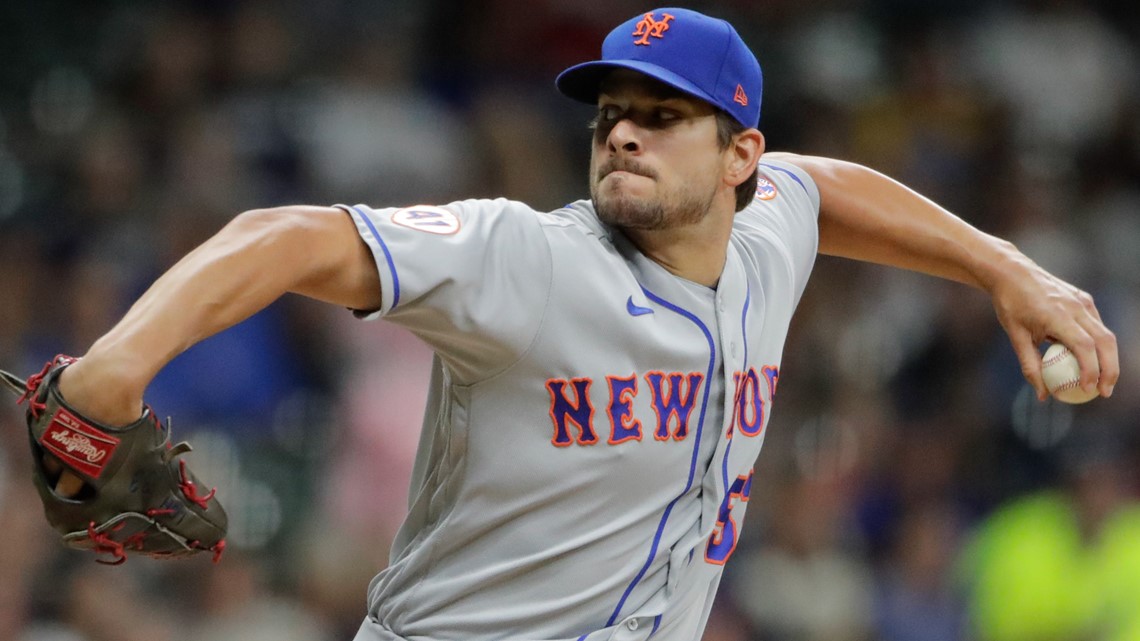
xmin=724 ymin=129 xmax=764 ymax=188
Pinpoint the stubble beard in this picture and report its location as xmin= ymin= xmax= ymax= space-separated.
xmin=590 ymin=164 xmax=715 ymax=232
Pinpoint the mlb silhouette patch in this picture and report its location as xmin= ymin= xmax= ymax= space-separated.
xmin=632 ymin=12 xmax=674 ymax=45
xmin=756 ymin=177 xmax=777 ymax=200
xmin=392 ymin=206 xmax=461 ymax=235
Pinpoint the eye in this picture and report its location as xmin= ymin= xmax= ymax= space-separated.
xmin=598 ymin=104 xmax=622 ymax=122
xmin=655 ymin=108 xmax=680 ymax=123
xmin=589 ymin=104 xmax=623 ymax=132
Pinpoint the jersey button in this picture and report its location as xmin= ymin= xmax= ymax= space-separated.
xmin=626 ymin=619 xmax=640 ymax=631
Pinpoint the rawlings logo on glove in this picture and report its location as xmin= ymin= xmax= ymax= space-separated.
xmin=42 ymin=412 xmax=120 ymax=476
xmin=0 ymin=356 xmax=228 ymax=565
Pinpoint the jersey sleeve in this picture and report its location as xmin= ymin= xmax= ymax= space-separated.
xmin=336 ymin=199 xmax=552 ymax=384
xmin=736 ymin=157 xmax=821 ymax=306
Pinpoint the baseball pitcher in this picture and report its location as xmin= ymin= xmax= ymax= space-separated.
xmin=4 ymin=7 xmax=1117 ymax=641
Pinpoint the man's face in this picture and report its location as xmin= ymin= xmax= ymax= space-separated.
xmin=589 ymin=70 xmax=724 ymax=231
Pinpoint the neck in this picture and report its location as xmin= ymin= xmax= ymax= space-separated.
xmin=622 ymin=209 xmax=733 ymax=288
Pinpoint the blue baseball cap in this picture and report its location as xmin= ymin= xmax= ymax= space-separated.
xmin=556 ymin=8 xmax=762 ymax=127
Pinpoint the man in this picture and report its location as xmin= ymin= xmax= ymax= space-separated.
xmin=49 ymin=7 xmax=1116 ymax=641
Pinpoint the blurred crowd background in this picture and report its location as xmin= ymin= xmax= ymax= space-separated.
xmin=1 ymin=0 xmax=1138 ymax=640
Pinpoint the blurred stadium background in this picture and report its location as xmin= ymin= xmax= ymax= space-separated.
xmin=1 ymin=1 xmax=1138 ymax=640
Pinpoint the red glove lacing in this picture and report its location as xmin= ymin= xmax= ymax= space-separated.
xmin=17 ymin=355 xmax=77 ymax=419
xmin=87 ymin=521 xmax=127 ymax=566
xmin=177 ymin=459 xmax=217 ymax=509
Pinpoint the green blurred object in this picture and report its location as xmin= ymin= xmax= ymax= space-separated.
xmin=963 ymin=493 xmax=1140 ymax=641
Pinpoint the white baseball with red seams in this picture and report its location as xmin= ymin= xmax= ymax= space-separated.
xmin=1041 ymin=342 xmax=1098 ymax=404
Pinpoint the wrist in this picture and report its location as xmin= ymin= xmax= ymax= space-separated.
xmin=970 ymin=236 xmax=1034 ymax=294
xmin=57 ymin=352 xmax=147 ymax=426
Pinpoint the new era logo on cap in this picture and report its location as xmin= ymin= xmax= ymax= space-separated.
xmin=555 ymin=7 xmax=763 ymax=128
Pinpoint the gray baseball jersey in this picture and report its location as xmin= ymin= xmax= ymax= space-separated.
xmin=340 ymin=156 xmax=819 ymax=641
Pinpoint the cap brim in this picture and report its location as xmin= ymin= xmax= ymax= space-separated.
xmin=555 ymin=59 xmax=721 ymax=111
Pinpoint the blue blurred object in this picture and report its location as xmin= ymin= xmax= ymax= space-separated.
xmin=145 ymin=303 xmax=304 ymax=435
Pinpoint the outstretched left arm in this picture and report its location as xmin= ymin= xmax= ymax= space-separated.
xmin=767 ymin=151 xmax=1118 ymax=401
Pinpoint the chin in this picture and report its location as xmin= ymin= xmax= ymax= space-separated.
xmin=593 ymin=193 xmax=666 ymax=230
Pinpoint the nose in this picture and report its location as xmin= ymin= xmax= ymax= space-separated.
xmin=607 ymin=117 xmax=642 ymax=155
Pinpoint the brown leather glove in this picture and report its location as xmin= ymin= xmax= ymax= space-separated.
xmin=1 ymin=355 xmax=227 ymax=565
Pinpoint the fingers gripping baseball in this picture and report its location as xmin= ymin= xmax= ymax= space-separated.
xmin=991 ymin=267 xmax=1118 ymax=401
xmin=1006 ymin=325 xmax=1047 ymax=400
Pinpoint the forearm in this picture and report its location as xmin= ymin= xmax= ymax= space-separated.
xmin=769 ymin=152 xmax=1117 ymax=399
xmin=65 ymin=206 xmax=379 ymax=423
xmin=770 ymin=153 xmax=1031 ymax=291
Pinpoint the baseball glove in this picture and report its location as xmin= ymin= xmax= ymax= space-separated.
xmin=0 ymin=355 xmax=227 ymax=565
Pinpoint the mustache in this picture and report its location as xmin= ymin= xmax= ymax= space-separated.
xmin=596 ymin=158 xmax=657 ymax=182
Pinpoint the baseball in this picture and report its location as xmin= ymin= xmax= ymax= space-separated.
xmin=1041 ymin=343 xmax=1097 ymax=404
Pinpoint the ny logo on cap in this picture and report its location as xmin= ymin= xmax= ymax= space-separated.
xmin=632 ymin=12 xmax=675 ymax=46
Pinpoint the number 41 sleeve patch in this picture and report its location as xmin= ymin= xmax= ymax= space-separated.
xmin=392 ymin=205 xmax=461 ymax=235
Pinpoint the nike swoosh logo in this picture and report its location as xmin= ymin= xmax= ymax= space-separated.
xmin=626 ymin=296 xmax=654 ymax=316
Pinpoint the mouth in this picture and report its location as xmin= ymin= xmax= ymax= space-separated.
xmin=596 ymin=157 xmax=656 ymax=184
xmin=605 ymin=170 xmax=644 ymax=180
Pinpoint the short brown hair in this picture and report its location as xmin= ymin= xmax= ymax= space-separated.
xmin=715 ymin=111 xmax=759 ymax=212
